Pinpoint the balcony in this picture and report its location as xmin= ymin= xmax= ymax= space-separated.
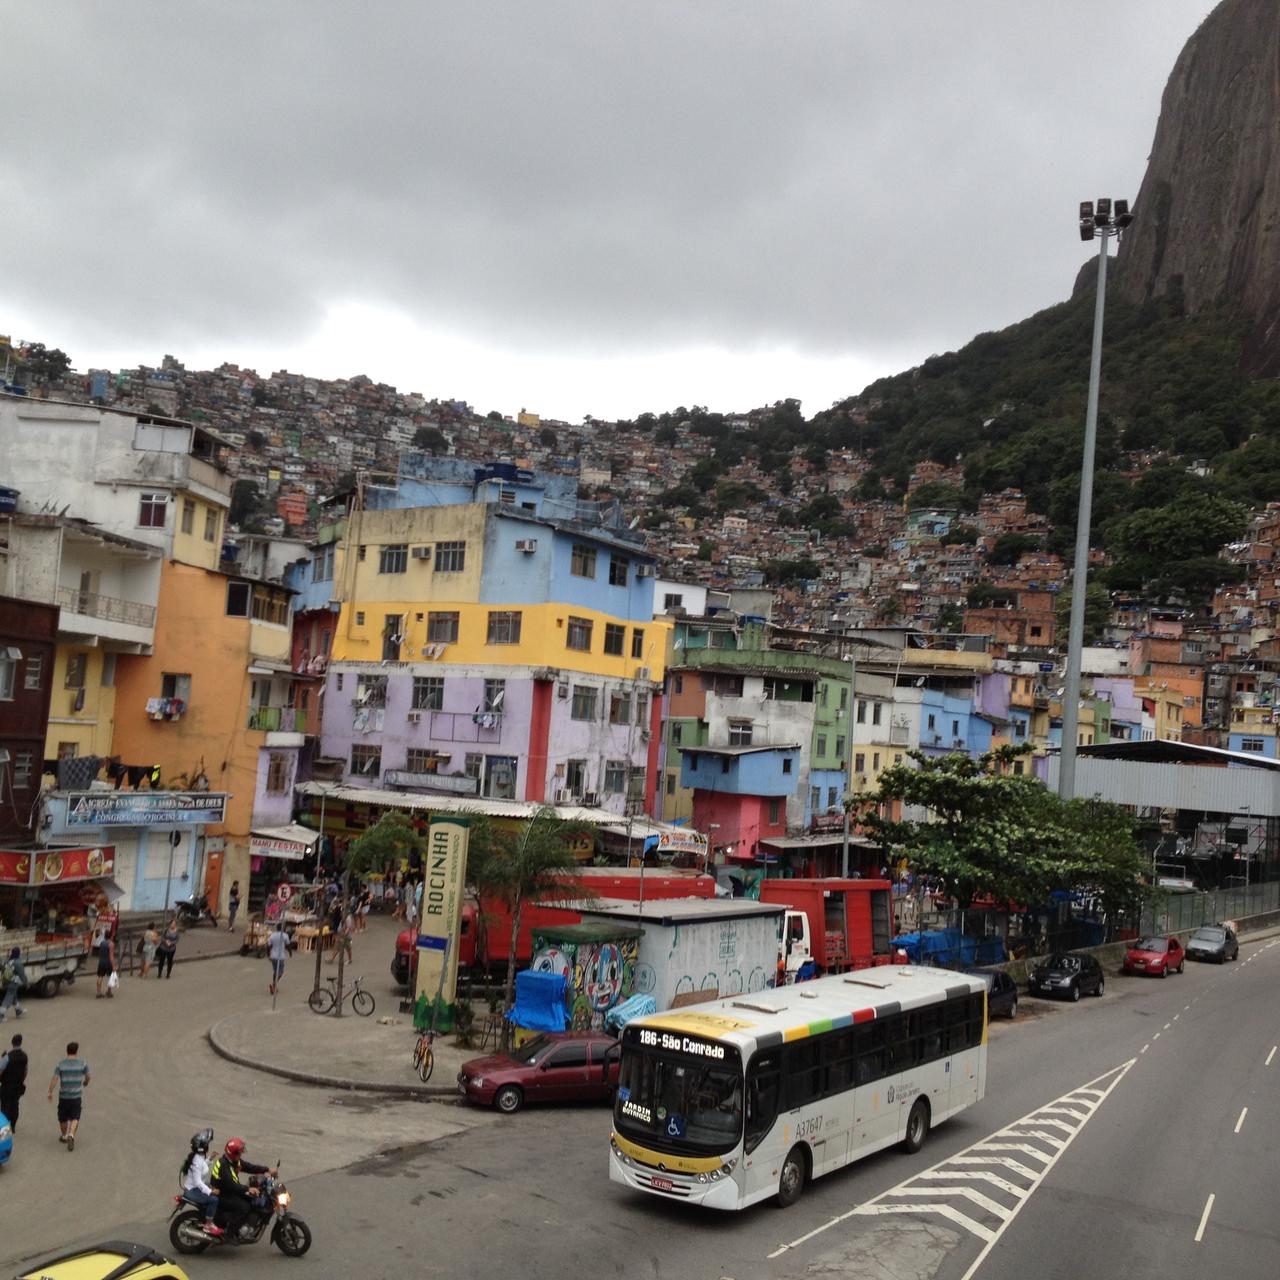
xmin=247 ymin=707 xmax=307 ymax=733
xmin=56 ymin=585 xmax=157 ymax=650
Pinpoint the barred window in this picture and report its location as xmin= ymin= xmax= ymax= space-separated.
xmin=570 ymin=545 xmax=597 ymax=578
xmin=487 ymin=610 xmax=523 ymax=645
xmin=566 ymin=616 xmax=593 ymax=651
xmin=571 ymin=686 xmax=598 ymax=721
xmin=412 ymin=676 xmax=443 ymax=711
xmin=603 ymin=623 xmax=625 ymax=656
xmin=428 ymin=611 xmax=459 ymax=643
xmin=379 ymin=544 xmax=408 ymax=574
xmin=435 ymin=541 xmax=466 ymax=572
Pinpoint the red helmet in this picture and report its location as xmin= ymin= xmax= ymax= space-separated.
xmin=224 ymin=1138 xmax=246 ymax=1159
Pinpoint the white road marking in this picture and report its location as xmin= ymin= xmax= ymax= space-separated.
xmin=1195 ymin=1193 xmax=1215 ymax=1243
xmin=1163 ymin=1023 xmax=1172 ymax=1031
xmin=1173 ymin=1014 xmax=1180 ymax=1022
xmin=1234 ymin=1107 xmax=1248 ymax=1134
xmin=1140 ymin=1044 xmax=1150 ymax=1054
xmin=1267 ymin=1046 xmax=1277 ymax=1067
xmin=1153 ymin=1032 xmax=1161 ymax=1040
xmin=766 ymin=1060 xmax=1136 ymax=1269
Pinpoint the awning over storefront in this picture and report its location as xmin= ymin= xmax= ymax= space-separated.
xmin=250 ymin=824 xmax=320 ymax=861
xmin=0 ymin=846 xmax=116 ymax=885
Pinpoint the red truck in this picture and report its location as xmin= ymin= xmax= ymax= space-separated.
xmin=758 ymin=878 xmax=896 ymax=979
xmin=392 ymin=867 xmax=716 ymax=987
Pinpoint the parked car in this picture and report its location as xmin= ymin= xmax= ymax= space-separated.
xmin=1185 ymin=925 xmax=1239 ymax=964
xmin=457 ymin=1031 xmax=620 ymax=1114
xmin=15 ymin=1241 xmax=190 ymax=1280
xmin=1123 ymin=935 xmax=1185 ymax=977
xmin=1027 ymin=952 xmax=1105 ymax=1002
xmin=964 ymin=967 xmax=1018 ymax=1019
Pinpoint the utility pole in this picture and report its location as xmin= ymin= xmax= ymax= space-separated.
xmin=841 ymin=640 xmax=859 ymax=878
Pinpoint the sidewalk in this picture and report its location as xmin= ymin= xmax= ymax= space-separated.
xmin=209 ymin=993 xmax=476 ymax=1097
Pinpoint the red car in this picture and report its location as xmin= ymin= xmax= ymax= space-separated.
xmin=1123 ymin=935 xmax=1185 ymax=977
xmin=457 ymin=1031 xmax=620 ymax=1114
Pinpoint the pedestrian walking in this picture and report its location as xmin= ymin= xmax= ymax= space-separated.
xmin=138 ymin=922 xmax=159 ymax=978
xmin=155 ymin=918 xmax=180 ymax=979
xmin=48 ymin=1040 xmax=90 ymax=1151
xmin=0 ymin=1033 xmax=28 ymax=1129
xmin=1 ymin=946 xmax=28 ymax=1021
xmin=94 ymin=930 xmax=117 ymax=999
xmin=357 ymin=888 xmax=371 ymax=933
xmin=267 ymin=923 xmax=290 ymax=994
xmin=327 ymin=907 xmax=355 ymax=966
xmin=227 ymin=880 xmax=241 ymax=933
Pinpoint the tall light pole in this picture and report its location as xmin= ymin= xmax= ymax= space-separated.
xmin=1058 ymin=197 xmax=1134 ymax=800
xmin=841 ymin=641 xmax=860 ymax=878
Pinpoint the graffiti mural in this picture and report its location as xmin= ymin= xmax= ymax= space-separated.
xmin=530 ymin=930 xmax=639 ymax=1031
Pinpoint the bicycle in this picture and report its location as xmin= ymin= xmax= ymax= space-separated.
xmin=307 ymin=973 xmax=375 ymax=1016
xmin=411 ymin=1027 xmax=438 ymax=1082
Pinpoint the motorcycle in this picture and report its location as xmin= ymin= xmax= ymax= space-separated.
xmin=169 ymin=1173 xmax=311 ymax=1257
xmin=174 ymin=893 xmax=218 ymax=928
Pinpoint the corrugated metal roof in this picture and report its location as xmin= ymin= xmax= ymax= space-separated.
xmin=295 ymin=780 xmax=620 ymax=823
xmin=1079 ymin=740 xmax=1280 ymax=770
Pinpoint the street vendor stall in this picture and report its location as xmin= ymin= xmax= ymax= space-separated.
xmin=248 ymin=824 xmax=320 ymax=913
xmin=241 ymin=880 xmax=324 ymax=956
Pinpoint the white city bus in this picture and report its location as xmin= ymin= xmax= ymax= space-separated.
xmin=609 ymin=966 xmax=987 ymax=1210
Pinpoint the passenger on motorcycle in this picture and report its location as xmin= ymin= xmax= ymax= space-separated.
xmin=210 ymin=1137 xmax=277 ymax=1238
xmin=179 ymin=1129 xmax=223 ymax=1236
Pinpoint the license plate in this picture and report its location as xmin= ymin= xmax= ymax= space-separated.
xmin=650 ymin=1176 xmax=674 ymax=1192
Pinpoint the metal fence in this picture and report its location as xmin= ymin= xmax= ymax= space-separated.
xmin=1143 ymin=881 xmax=1280 ymax=934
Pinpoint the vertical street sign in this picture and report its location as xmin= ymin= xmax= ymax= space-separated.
xmin=414 ymin=816 xmax=470 ymax=1026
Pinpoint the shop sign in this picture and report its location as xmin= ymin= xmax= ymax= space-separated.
xmin=0 ymin=851 xmax=33 ymax=885
xmin=65 ymin=791 xmax=228 ymax=827
xmin=414 ymin=817 xmax=469 ymax=1010
xmin=645 ymin=828 xmax=710 ymax=858
xmin=250 ymin=836 xmax=309 ymax=859
xmin=33 ymin=846 xmax=115 ymax=885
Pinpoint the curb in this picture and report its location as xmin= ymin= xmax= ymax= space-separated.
xmin=206 ymin=1015 xmax=459 ymax=1099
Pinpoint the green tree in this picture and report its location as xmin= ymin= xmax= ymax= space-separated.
xmin=1054 ymin=581 xmax=1110 ymax=645
xmin=986 ymin=532 xmax=1041 ymax=566
xmin=655 ymin=423 xmax=678 ymax=445
xmin=466 ymin=807 xmax=589 ymax=1048
xmin=14 ymin=342 xmax=71 ymax=388
xmin=538 ymin=426 xmax=557 ymax=449
xmin=936 ymin=602 xmax=965 ymax=633
xmin=874 ymin=595 xmax=903 ymax=623
xmin=413 ymin=425 xmax=449 ymax=454
xmin=345 ymin=810 xmax=426 ymax=879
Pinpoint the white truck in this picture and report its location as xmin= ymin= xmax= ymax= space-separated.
xmin=0 ymin=927 xmax=89 ymax=998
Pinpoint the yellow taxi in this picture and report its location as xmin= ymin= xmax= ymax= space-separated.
xmin=14 ymin=1240 xmax=191 ymax=1280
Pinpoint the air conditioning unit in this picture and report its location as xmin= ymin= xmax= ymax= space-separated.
xmin=636 ymin=565 xmax=655 ymax=578
xmin=407 ymin=711 xmax=421 ymax=724
xmin=637 ymin=667 xmax=650 ymax=681
xmin=554 ymin=788 xmax=569 ymax=803
xmin=411 ymin=545 xmax=432 ymax=560
xmin=556 ymin=683 xmax=569 ymax=699
xmin=582 ymin=791 xmax=599 ymax=806
xmin=515 ymin=538 xmax=538 ymax=553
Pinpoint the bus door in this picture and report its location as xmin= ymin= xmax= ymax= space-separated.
xmin=882 ymin=1015 xmax=917 ymax=1141
xmin=853 ymin=1022 xmax=896 ymax=1149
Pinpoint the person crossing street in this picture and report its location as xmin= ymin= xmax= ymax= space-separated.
xmin=48 ymin=1040 xmax=90 ymax=1151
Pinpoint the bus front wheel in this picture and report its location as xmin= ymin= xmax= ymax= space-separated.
xmin=902 ymin=1099 xmax=930 ymax=1154
xmin=776 ymin=1145 xmax=807 ymax=1208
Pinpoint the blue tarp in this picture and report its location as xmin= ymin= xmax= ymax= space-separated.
xmin=511 ymin=969 xmax=568 ymax=1033
xmin=892 ymin=929 xmax=1006 ymax=967
xmin=604 ymin=993 xmax=658 ymax=1035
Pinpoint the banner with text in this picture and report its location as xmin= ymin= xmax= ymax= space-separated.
xmin=413 ymin=816 xmax=470 ymax=1014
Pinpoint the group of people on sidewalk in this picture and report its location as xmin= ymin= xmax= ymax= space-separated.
xmin=92 ymin=916 xmax=183 ymax=996
xmin=0 ymin=1032 xmax=91 ymax=1152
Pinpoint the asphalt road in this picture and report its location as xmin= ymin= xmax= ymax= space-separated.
xmin=5 ymin=932 xmax=1277 ymax=1280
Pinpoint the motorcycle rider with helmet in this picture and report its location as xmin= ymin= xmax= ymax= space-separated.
xmin=210 ymin=1137 xmax=277 ymax=1238
xmin=179 ymin=1128 xmax=224 ymax=1236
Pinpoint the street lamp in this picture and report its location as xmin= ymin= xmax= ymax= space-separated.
xmin=1058 ymin=197 xmax=1135 ymax=800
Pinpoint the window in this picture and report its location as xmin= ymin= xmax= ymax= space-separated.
xmin=464 ymin=753 xmax=482 ymax=779
xmin=819 ymin=683 xmax=829 ymax=707
xmin=434 ymin=540 xmax=466 ymax=572
xmin=1029 ymin=625 xmax=1043 ymax=639
xmin=855 ymin=752 xmax=866 ymax=773
xmin=872 ymin=702 xmax=882 ymax=726
xmin=835 ymin=735 xmax=845 ymax=760
xmin=565 ymin=759 xmax=587 ymax=794
xmin=670 ymin=722 xmax=683 ymax=745
xmin=486 ymin=611 xmax=522 ymax=645
xmin=571 ymin=685 xmax=598 ymax=721
xmin=138 ymin=492 xmax=167 ymax=528
xmin=604 ymin=760 xmax=627 ymax=793
xmin=406 ymin=748 xmax=436 ymax=773
xmin=379 ymin=544 xmax=408 ymax=574
xmin=840 ymin=687 xmax=848 ymax=710
xmin=350 ymin=744 xmax=382 ymax=777
xmin=810 ymin=786 xmax=820 ymax=811
xmin=873 ymin=752 xmax=880 ymax=770
xmin=1240 ymin=737 xmax=1265 ymax=752
xmin=632 ymin=628 xmax=645 ymax=660
xmin=251 ymin=587 xmax=289 ymax=626
xmin=566 ymin=616 xmax=593 ymax=651
xmin=427 ymin=611 xmax=459 ymax=644
xmin=663 ymin=593 xmax=683 ymax=609
xmin=816 ymin=734 xmax=827 ymax=756
xmin=161 ymin=673 xmax=192 ymax=703
xmin=1013 ymin=759 xmax=1025 ymax=775
xmin=23 ymin=654 xmax=43 ymax=691
xmin=952 ymin=719 xmax=960 ymax=737
xmin=604 ymin=624 xmax=626 ymax=656
xmin=768 ymin=799 xmax=780 ymax=825
xmin=782 ymin=757 xmax=793 ymax=774
xmin=412 ymin=676 xmax=443 ymax=711
xmin=608 ymin=691 xmax=631 ymax=725
xmin=12 ymin=751 xmax=35 ymax=791
xmin=204 ymin=507 xmax=220 ymax=543
xmin=311 ymin=546 xmax=334 ymax=582
xmin=357 ymin=544 xmax=367 ymax=561
xmin=856 ymin=700 xmax=866 ymax=724
xmin=0 ymin=652 xmax=14 ymax=700
xmin=64 ymin=653 xmax=87 ymax=689
xmin=57 ymin=741 xmax=78 ymax=760
xmin=181 ymin=499 xmax=196 ymax=534
xmin=666 ymin=773 xmax=676 ymax=795
xmin=381 ymin=614 xmax=404 ymax=661
xmin=609 ymin=557 xmax=629 ymax=587
xmin=266 ymin=752 xmax=290 ymax=794
xmin=100 ymin=653 xmax=116 ymax=687
xmin=355 ymin=674 xmax=387 ymax=706
xmin=570 ymin=545 xmax=597 ymax=578
xmin=674 ymin=674 xmax=683 ymax=694
xmin=636 ymin=691 xmax=649 ymax=725
xmin=226 ymin=581 xmax=251 ymax=617
xmin=355 ymin=611 xmax=366 ymax=627
xmin=483 ymin=679 xmax=506 ymax=713
xmin=728 ymin=720 xmax=753 ymax=746
xmin=827 ymin=786 xmax=838 ymax=808
xmin=927 ymin=713 xmax=937 ymax=730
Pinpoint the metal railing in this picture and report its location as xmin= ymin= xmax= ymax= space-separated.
xmin=247 ymin=707 xmax=307 ymax=733
xmin=55 ymin=585 xmax=156 ymax=628
xmin=1143 ymin=881 xmax=1280 ymax=934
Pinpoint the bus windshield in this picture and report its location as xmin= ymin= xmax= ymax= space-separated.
xmin=616 ymin=1050 xmax=744 ymax=1154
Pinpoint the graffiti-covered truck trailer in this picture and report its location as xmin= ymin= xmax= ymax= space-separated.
xmin=575 ymin=898 xmax=786 ymax=1014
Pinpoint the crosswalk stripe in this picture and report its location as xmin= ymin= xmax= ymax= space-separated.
xmin=885 ymin=1185 xmax=1013 ymax=1219
xmin=946 ymin=1155 xmax=1043 ymax=1181
xmin=1037 ymin=1105 xmax=1089 ymax=1120
xmin=1021 ymin=1118 xmax=1077 ymax=1135
xmin=1001 ymin=1129 xmax=1065 ymax=1149
xmin=858 ymin=1202 xmax=996 ymax=1243
xmin=970 ymin=1142 xmax=1053 ymax=1163
xmin=916 ymin=1169 xmax=1029 ymax=1199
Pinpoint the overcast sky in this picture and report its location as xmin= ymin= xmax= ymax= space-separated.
xmin=3 ymin=1 xmax=1219 ymax=422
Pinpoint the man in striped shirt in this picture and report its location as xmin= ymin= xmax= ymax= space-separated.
xmin=48 ymin=1041 xmax=90 ymax=1151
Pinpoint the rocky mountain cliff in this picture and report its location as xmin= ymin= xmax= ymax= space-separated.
xmin=1112 ymin=0 xmax=1280 ymax=375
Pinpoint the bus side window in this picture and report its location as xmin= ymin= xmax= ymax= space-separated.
xmin=884 ymin=1012 xmax=918 ymax=1072
xmin=968 ymin=993 xmax=986 ymax=1047
xmin=784 ymin=1040 xmax=821 ymax=1110
xmin=745 ymin=1053 xmax=781 ymax=1154
xmin=943 ymin=997 xmax=969 ymax=1053
xmin=822 ymin=1030 xmax=854 ymax=1094
xmin=912 ymin=1006 xmax=943 ymax=1064
xmin=855 ymin=1023 xmax=885 ymax=1086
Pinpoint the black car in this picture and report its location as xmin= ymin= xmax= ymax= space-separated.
xmin=965 ymin=967 xmax=1018 ymax=1019
xmin=1185 ymin=925 xmax=1239 ymax=963
xmin=1027 ymin=952 xmax=1105 ymax=1002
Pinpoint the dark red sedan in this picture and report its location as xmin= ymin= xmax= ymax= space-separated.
xmin=457 ymin=1031 xmax=620 ymax=1114
xmin=1123 ymin=934 xmax=1186 ymax=977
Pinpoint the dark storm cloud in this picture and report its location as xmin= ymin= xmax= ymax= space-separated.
xmin=3 ymin=1 xmax=1218 ymax=386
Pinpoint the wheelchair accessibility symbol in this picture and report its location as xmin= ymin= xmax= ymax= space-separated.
xmin=666 ymin=1115 xmax=687 ymax=1138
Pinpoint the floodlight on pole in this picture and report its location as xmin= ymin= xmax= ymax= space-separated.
xmin=1059 ymin=197 xmax=1134 ymax=801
